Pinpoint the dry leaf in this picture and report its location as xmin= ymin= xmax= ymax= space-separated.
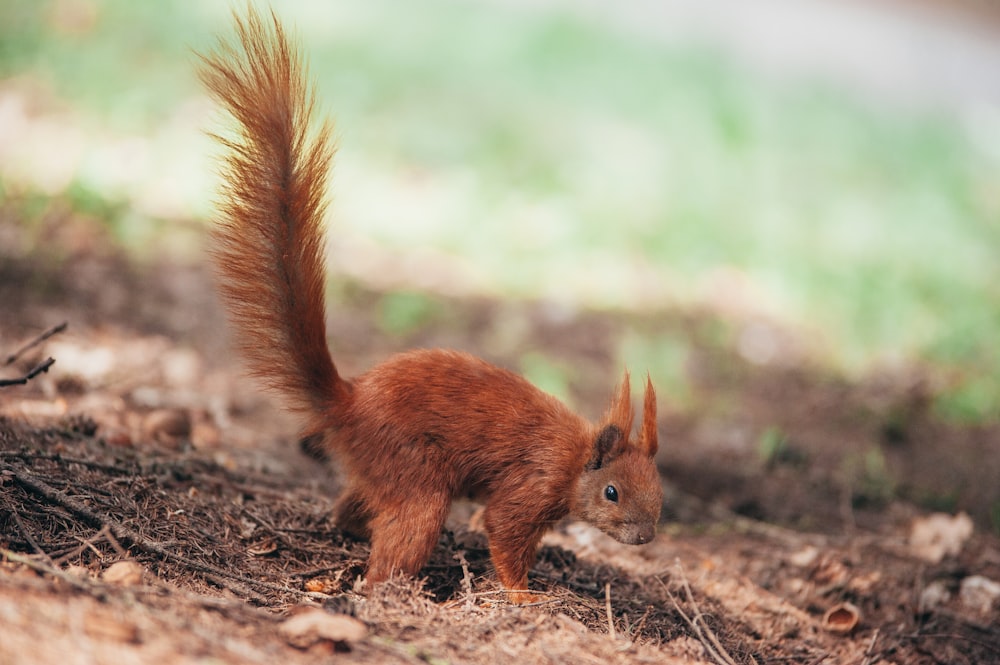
xmin=102 ymin=560 xmax=144 ymax=586
xmin=247 ymin=538 xmax=278 ymax=556
xmin=304 ymin=576 xmax=339 ymax=594
xmin=278 ymin=607 xmax=367 ymax=648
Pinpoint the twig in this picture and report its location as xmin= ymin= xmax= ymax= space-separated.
xmin=663 ymin=583 xmax=724 ymax=664
xmin=441 ymin=588 xmax=516 ymax=609
xmin=51 ymin=540 xmax=92 ymax=566
xmin=290 ymin=565 xmax=356 ymax=579
xmin=605 ymin=582 xmax=617 ymax=640
xmin=73 ymin=533 xmax=107 ymax=560
xmin=1 ymin=460 xmax=323 ymax=601
xmin=529 ymin=570 xmax=603 ymax=594
xmin=0 ymin=357 xmax=55 ymax=387
xmin=200 ymin=571 xmax=271 ymax=605
xmin=50 ymin=524 xmax=131 ymax=566
xmin=1 ymin=548 xmax=101 ymax=595
xmin=630 ymin=606 xmax=652 ymax=642
xmin=660 ymin=563 xmax=738 ymax=665
xmin=4 ymin=321 xmax=67 ymax=365
xmin=11 ymin=510 xmax=56 ymax=567
xmin=679 ymin=565 xmax=738 ymax=665
xmin=2 ymin=546 xmax=284 ymax=624
xmin=455 ymin=548 xmax=475 ymax=608
xmin=861 ymin=628 xmax=880 ymax=665
xmin=99 ymin=524 xmax=129 ymax=557
xmin=239 ymin=507 xmax=296 ymax=549
xmin=906 ymin=631 xmax=1000 ymax=656
xmin=0 ymin=451 xmax=137 ymax=475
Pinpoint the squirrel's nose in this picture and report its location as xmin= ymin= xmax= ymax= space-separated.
xmin=636 ymin=523 xmax=655 ymax=544
xmin=620 ymin=522 xmax=655 ymax=545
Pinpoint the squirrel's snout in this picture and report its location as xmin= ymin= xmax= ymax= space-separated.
xmin=612 ymin=522 xmax=656 ymax=546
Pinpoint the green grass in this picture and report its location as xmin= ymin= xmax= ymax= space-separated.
xmin=2 ymin=0 xmax=999 ymax=420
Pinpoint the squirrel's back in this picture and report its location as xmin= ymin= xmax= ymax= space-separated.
xmin=343 ymin=349 xmax=593 ymax=486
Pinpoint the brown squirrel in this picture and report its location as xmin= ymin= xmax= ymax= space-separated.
xmin=199 ymin=7 xmax=662 ymax=604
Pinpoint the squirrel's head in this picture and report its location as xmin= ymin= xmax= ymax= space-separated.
xmin=573 ymin=372 xmax=662 ymax=545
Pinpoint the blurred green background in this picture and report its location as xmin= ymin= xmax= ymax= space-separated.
xmin=2 ymin=0 xmax=998 ymax=420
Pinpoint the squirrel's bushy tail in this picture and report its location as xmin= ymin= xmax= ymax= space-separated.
xmin=199 ymin=7 xmax=347 ymax=422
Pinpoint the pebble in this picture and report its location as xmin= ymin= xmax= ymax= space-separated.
xmin=959 ymin=575 xmax=1000 ymax=615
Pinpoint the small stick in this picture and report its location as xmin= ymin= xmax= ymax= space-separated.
xmin=660 ymin=565 xmax=738 ymax=665
xmin=4 ymin=321 xmax=67 ymax=365
xmin=0 ymin=357 xmax=55 ymax=387
xmin=861 ymin=628 xmax=880 ymax=665
xmin=11 ymin=510 xmax=56 ymax=567
xmin=51 ymin=541 xmax=91 ymax=566
xmin=454 ymin=548 xmax=474 ymax=608
xmin=1 ymin=460 xmax=322 ymax=600
xmin=677 ymin=563 xmax=737 ymax=665
xmin=631 ymin=606 xmax=651 ymax=642
xmin=99 ymin=524 xmax=130 ymax=558
xmin=605 ymin=582 xmax=617 ymax=640
xmin=663 ymin=583 xmax=718 ymax=663
xmin=1 ymin=548 xmax=99 ymax=594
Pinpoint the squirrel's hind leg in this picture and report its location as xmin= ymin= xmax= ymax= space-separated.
xmin=334 ymin=489 xmax=373 ymax=540
xmin=364 ymin=492 xmax=450 ymax=582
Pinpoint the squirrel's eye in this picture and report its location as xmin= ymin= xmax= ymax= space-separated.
xmin=604 ymin=485 xmax=618 ymax=503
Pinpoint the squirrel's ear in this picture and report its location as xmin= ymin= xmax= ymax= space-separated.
xmin=637 ymin=374 xmax=658 ymax=458
xmin=603 ymin=370 xmax=633 ymax=436
xmin=587 ymin=424 xmax=624 ymax=470
xmin=588 ymin=371 xmax=634 ymax=470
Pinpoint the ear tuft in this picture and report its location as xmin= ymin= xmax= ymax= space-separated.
xmin=603 ymin=370 xmax=633 ymax=436
xmin=638 ymin=373 xmax=658 ymax=457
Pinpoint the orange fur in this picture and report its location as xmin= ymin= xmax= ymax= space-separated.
xmin=200 ymin=7 xmax=663 ymax=603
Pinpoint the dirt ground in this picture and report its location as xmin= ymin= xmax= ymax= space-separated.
xmin=1 ymin=207 xmax=999 ymax=664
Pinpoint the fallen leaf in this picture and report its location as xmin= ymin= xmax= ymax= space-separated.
xmin=247 ymin=538 xmax=279 ymax=556
xmin=279 ymin=607 xmax=367 ymax=648
xmin=304 ymin=576 xmax=339 ymax=594
xmin=102 ymin=560 xmax=144 ymax=586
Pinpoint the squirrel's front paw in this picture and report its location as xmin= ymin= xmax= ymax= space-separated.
xmin=505 ymin=589 xmax=554 ymax=605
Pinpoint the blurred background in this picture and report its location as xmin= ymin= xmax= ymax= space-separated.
xmin=1 ymin=0 xmax=999 ymax=427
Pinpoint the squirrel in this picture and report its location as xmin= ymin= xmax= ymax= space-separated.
xmin=198 ymin=7 xmax=663 ymax=604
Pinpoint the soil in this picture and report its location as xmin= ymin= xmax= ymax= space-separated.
xmin=1 ymin=204 xmax=999 ymax=664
